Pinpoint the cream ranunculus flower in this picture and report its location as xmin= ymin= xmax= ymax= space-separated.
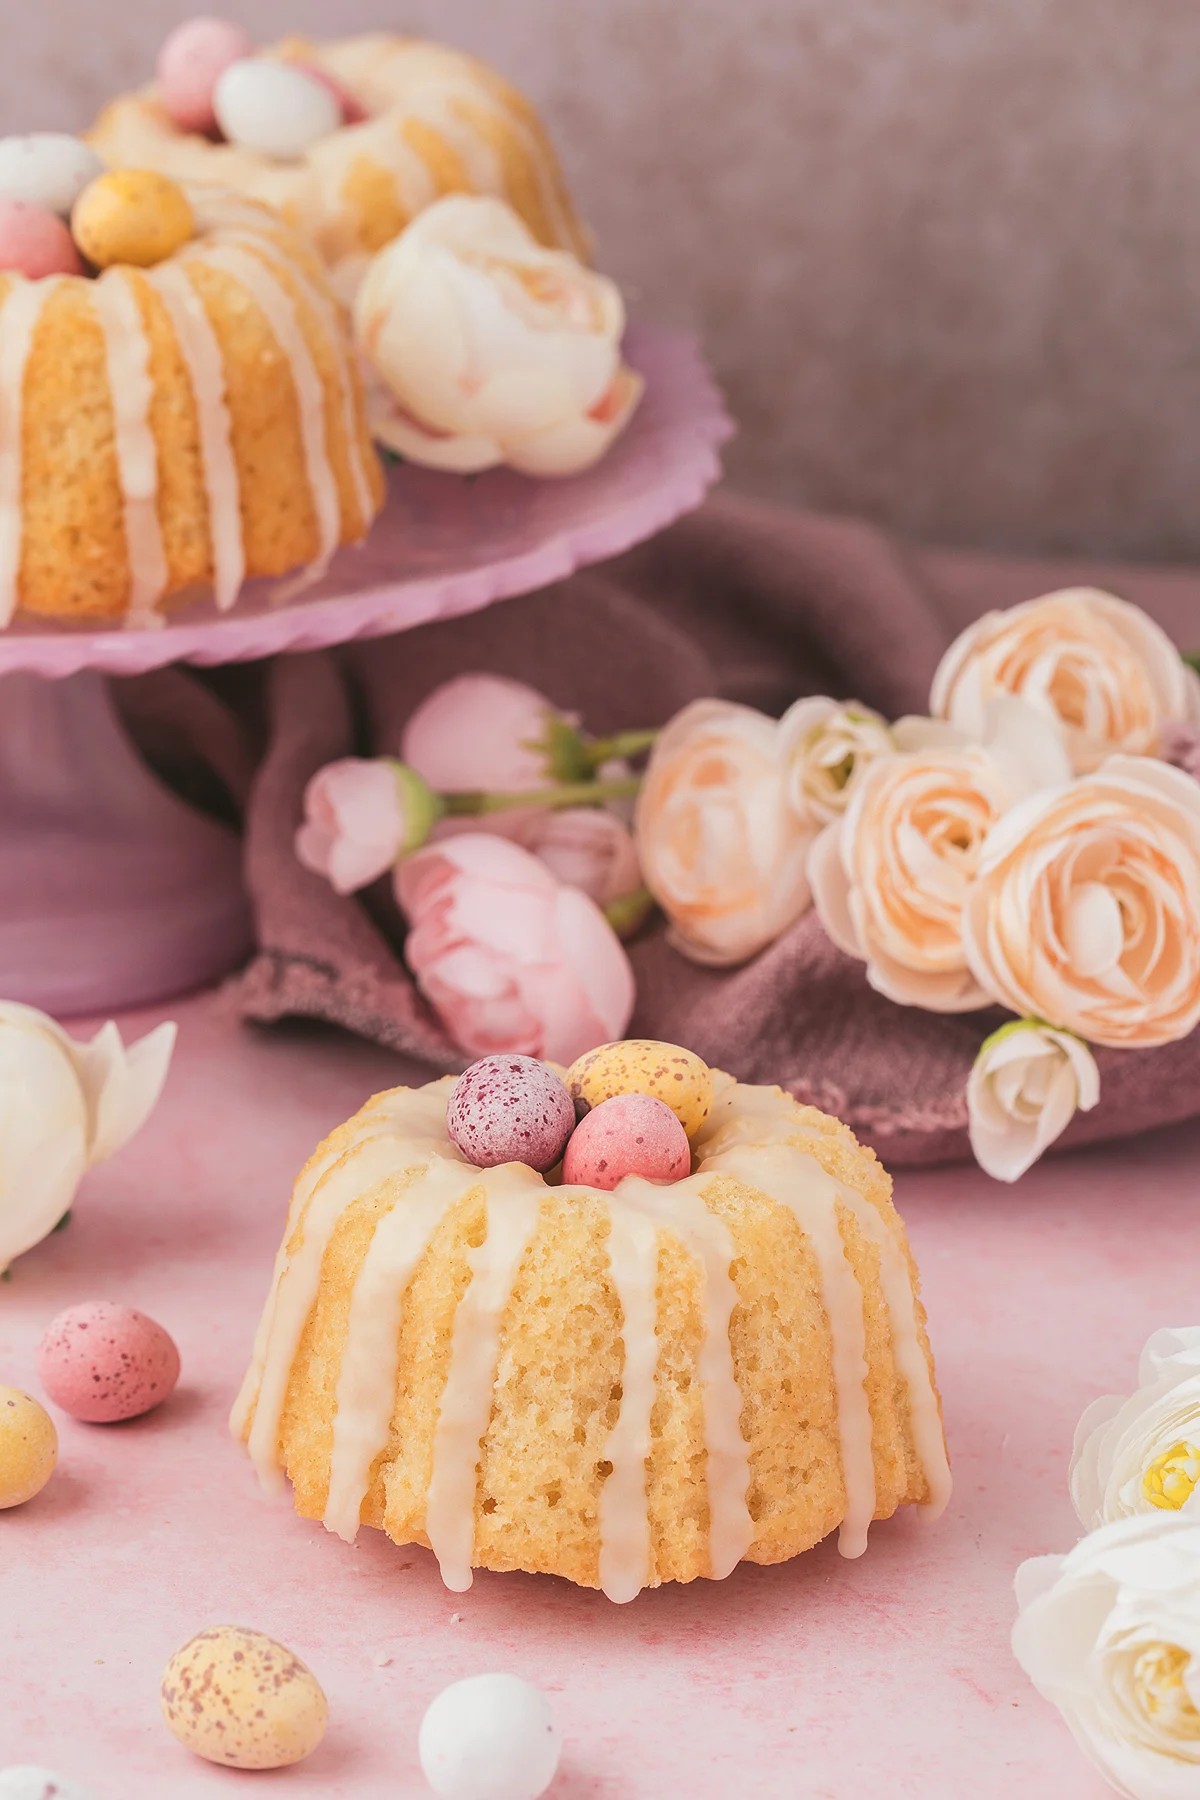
xmin=353 ymin=194 xmax=643 ymax=476
xmin=963 ymin=756 xmax=1200 ymax=1048
xmin=1013 ymin=1512 xmax=1200 ymax=1800
xmin=634 ymin=698 xmax=814 ymax=967
xmin=967 ymin=1018 xmax=1100 ymax=1182
xmin=0 ymin=1003 xmax=175 ymax=1274
xmin=777 ymin=696 xmax=893 ymax=825
xmin=808 ymin=700 xmax=1073 ymax=1012
xmin=1072 ymin=1330 xmax=1200 ymax=1532
xmin=931 ymin=588 xmax=1200 ymax=774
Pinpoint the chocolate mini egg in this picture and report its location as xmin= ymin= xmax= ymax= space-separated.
xmin=419 ymin=1673 xmax=561 ymax=1800
xmin=0 ymin=134 xmax=103 ymax=218
xmin=36 ymin=1301 xmax=180 ymax=1423
xmin=0 ymin=200 xmax=84 ymax=280
xmin=566 ymin=1039 xmax=713 ymax=1138
xmin=161 ymin=1626 xmax=328 ymax=1769
xmin=562 ymin=1092 xmax=691 ymax=1191
xmin=72 ymin=170 xmax=195 ymax=269
xmin=447 ymin=1055 xmax=575 ymax=1173
xmin=0 ymin=1770 xmax=96 ymax=1800
xmin=0 ymin=1387 xmax=57 ymax=1508
xmin=157 ymin=16 xmax=255 ymax=134
xmin=213 ymin=58 xmax=342 ymax=160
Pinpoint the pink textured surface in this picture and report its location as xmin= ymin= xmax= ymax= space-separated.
xmin=0 ymin=326 xmax=730 ymax=679
xmin=1 ymin=988 xmax=1194 ymax=1798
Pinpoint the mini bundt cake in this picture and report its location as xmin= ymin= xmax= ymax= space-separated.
xmin=90 ymin=33 xmax=589 ymax=304
xmin=0 ymin=173 xmax=382 ymax=625
xmin=232 ymin=1057 xmax=950 ymax=1601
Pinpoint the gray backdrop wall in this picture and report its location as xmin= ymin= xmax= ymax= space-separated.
xmin=10 ymin=0 xmax=1200 ymax=561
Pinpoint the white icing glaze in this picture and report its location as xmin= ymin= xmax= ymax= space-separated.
xmin=236 ymin=1075 xmax=950 ymax=1598
xmin=0 ymin=277 xmax=55 ymax=625
xmin=324 ymin=1156 xmax=478 ymax=1542
xmin=616 ymin=1173 xmax=753 ymax=1582
xmin=90 ymin=269 xmax=168 ymax=627
xmin=225 ymin=229 xmax=375 ymax=531
xmin=717 ymin=1144 xmax=876 ymax=1558
xmin=149 ymin=260 xmax=244 ymax=612
xmin=196 ymin=242 xmax=341 ymax=576
xmin=595 ymin=1200 xmax=661 ymax=1602
xmin=424 ymin=1163 xmax=544 ymax=1592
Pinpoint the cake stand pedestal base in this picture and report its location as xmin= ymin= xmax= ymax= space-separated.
xmin=0 ymin=671 xmax=252 ymax=1015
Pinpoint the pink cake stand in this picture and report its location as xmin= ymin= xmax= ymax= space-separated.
xmin=0 ymin=325 xmax=731 ymax=1015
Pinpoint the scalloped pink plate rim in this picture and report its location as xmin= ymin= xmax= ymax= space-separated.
xmin=0 ymin=324 xmax=732 ymax=679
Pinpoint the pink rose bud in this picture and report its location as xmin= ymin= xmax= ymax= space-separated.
xmin=516 ymin=807 xmax=642 ymax=912
xmin=296 ymin=757 xmax=440 ymax=895
xmin=395 ymin=833 xmax=635 ymax=1065
xmin=401 ymin=673 xmax=578 ymax=796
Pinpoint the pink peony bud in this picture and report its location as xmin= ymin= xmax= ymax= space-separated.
xmin=296 ymin=757 xmax=440 ymax=895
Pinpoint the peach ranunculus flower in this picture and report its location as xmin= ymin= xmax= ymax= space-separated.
xmin=778 ymin=696 xmax=893 ymax=825
xmin=353 ymin=195 xmax=642 ymax=476
xmin=931 ymin=588 xmax=1200 ymax=773
xmin=395 ymin=832 xmax=635 ymax=1064
xmin=808 ymin=701 xmax=1073 ymax=1012
xmin=634 ymin=699 xmax=815 ymax=967
xmin=963 ymin=755 xmax=1200 ymax=1048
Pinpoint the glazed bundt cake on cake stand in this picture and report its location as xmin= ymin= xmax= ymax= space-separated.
xmin=91 ymin=30 xmax=589 ymax=303
xmin=232 ymin=1050 xmax=950 ymax=1599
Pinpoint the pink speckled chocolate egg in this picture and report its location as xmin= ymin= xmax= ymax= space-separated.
xmin=447 ymin=1055 xmax=575 ymax=1173
xmin=0 ymin=200 xmax=84 ymax=279
xmin=36 ymin=1302 xmax=180 ymax=1424
xmin=562 ymin=1093 xmax=692 ymax=1191
xmin=157 ymin=16 xmax=255 ymax=134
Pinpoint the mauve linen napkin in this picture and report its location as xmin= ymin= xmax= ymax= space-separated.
xmin=120 ymin=493 xmax=1200 ymax=1165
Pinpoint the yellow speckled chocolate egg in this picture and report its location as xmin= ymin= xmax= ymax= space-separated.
xmin=71 ymin=169 xmax=194 ymax=269
xmin=0 ymin=1385 xmax=57 ymax=1508
xmin=566 ymin=1040 xmax=713 ymax=1138
xmin=161 ymin=1626 xmax=328 ymax=1770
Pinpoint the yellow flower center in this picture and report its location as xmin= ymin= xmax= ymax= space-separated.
xmin=1132 ymin=1643 xmax=1200 ymax=1741
xmin=1142 ymin=1441 xmax=1200 ymax=1511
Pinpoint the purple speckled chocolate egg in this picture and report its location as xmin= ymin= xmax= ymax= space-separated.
xmin=36 ymin=1301 xmax=180 ymax=1424
xmin=561 ymin=1093 xmax=692 ymax=1191
xmin=447 ymin=1055 xmax=575 ymax=1172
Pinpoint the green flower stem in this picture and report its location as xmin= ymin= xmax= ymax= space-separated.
xmin=1184 ymin=651 xmax=1200 ymax=674
xmin=442 ymin=775 xmax=644 ymax=816
xmin=604 ymin=885 xmax=654 ymax=936
xmin=584 ymin=729 xmax=660 ymax=766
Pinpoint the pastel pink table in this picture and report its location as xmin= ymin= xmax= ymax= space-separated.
xmin=2 ymin=989 xmax=1193 ymax=1799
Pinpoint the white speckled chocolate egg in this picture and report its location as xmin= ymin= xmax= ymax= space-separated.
xmin=213 ymin=59 xmax=342 ymax=160
xmin=161 ymin=1626 xmax=328 ymax=1769
xmin=0 ymin=134 xmax=103 ymax=218
xmin=419 ymin=1673 xmax=561 ymax=1800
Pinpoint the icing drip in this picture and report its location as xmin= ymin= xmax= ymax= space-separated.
xmin=149 ymin=261 xmax=244 ymax=612
xmin=324 ymin=1157 xmax=478 ymax=1542
xmin=90 ymin=270 xmax=168 ymax=627
xmin=197 ymin=243 xmax=341 ymax=575
xmin=230 ymin=1084 xmax=455 ymax=1443
xmin=619 ymin=1175 xmax=753 ymax=1581
xmin=0 ymin=278 xmax=55 ymax=626
xmin=715 ymin=1145 xmax=875 ymax=1557
xmin=596 ymin=1201 xmax=661 ymax=1603
xmin=227 ymin=230 xmax=375 ymax=531
xmin=424 ymin=1165 xmax=544 ymax=1592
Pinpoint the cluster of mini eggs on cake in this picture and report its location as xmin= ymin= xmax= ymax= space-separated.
xmin=156 ymin=16 xmax=365 ymax=156
xmin=0 ymin=133 xmax=197 ymax=278
xmin=446 ymin=1039 xmax=714 ymax=1186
